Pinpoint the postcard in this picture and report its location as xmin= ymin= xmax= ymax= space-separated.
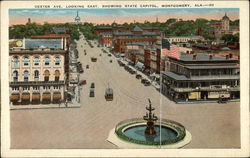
xmin=1 ymin=0 xmax=249 ymax=157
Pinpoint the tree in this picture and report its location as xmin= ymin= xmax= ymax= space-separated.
xmin=221 ymin=34 xmax=239 ymax=43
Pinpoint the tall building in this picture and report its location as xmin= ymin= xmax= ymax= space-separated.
xmin=221 ymin=13 xmax=230 ymax=31
xmin=9 ymin=39 xmax=67 ymax=105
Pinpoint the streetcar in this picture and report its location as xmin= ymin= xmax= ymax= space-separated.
xmin=105 ymin=88 xmax=113 ymax=101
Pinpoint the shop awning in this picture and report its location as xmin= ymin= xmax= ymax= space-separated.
xmin=53 ymin=92 xmax=61 ymax=100
xmin=42 ymin=93 xmax=51 ymax=100
xmin=22 ymin=93 xmax=30 ymax=100
xmin=10 ymin=93 xmax=20 ymax=101
xmin=32 ymin=93 xmax=40 ymax=100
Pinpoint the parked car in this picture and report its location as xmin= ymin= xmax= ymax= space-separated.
xmin=144 ymin=80 xmax=151 ymax=86
xmin=218 ymin=97 xmax=228 ymax=103
xmin=86 ymin=65 xmax=89 ymax=69
xmin=110 ymin=60 xmax=112 ymax=63
xmin=89 ymin=89 xmax=95 ymax=97
xmin=108 ymin=54 xmax=112 ymax=57
xmin=79 ymin=80 xmax=86 ymax=86
xmin=141 ymin=78 xmax=147 ymax=84
xmin=90 ymin=82 xmax=95 ymax=88
xmin=136 ymin=74 xmax=142 ymax=79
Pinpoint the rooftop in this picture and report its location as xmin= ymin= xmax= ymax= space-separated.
xmin=178 ymin=53 xmax=238 ymax=62
xmin=25 ymin=39 xmax=63 ymax=49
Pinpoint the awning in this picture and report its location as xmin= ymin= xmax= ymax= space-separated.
xmin=42 ymin=93 xmax=51 ymax=100
xmin=53 ymin=92 xmax=61 ymax=100
xmin=22 ymin=93 xmax=30 ymax=100
xmin=32 ymin=93 xmax=40 ymax=100
xmin=10 ymin=94 xmax=20 ymax=101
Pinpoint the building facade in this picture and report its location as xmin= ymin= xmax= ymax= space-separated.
xmin=9 ymin=39 xmax=67 ymax=105
xmin=162 ymin=53 xmax=240 ymax=102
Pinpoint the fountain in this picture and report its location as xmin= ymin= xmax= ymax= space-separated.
xmin=107 ymin=99 xmax=192 ymax=148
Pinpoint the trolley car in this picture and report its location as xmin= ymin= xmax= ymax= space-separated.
xmin=105 ymin=88 xmax=113 ymax=101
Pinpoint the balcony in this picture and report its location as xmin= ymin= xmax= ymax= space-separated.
xmin=171 ymin=85 xmax=240 ymax=92
xmin=190 ymin=75 xmax=239 ymax=80
xmin=10 ymin=80 xmax=65 ymax=86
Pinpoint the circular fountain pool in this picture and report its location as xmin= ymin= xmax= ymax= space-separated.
xmin=124 ymin=125 xmax=178 ymax=143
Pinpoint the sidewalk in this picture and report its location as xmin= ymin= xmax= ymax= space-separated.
xmin=176 ymin=99 xmax=240 ymax=104
xmin=10 ymin=101 xmax=81 ymax=110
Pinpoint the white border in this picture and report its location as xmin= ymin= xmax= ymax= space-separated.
xmin=1 ymin=1 xmax=249 ymax=157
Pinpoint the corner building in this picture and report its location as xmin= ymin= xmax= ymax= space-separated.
xmin=9 ymin=39 xmax=66 ymax=105
xmin=161 ymin=53 xmax=240 ymax=102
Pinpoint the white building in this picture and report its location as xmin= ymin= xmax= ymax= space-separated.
xmin=9 ymin=39 xmax=67 ymax=105
xmin=165 ymin=35 xmax=205 ymax=44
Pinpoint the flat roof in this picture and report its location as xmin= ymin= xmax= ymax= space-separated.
xmin=176 ymin=53 xmax=238 ymax=62
xmin=25 ymin=39 xmax=62 ymax=49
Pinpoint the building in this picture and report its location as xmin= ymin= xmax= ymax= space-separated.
xmin=9 ymin=39 xmax=67 ymax=105
xmin=74 ymin=11 xmax=81 ymax=25
xmin=207 ymin=13 xmax=239 ymax=38
xmin=162 ymin=53 xmax=240 ymax=102
xmin=165 ymin=35 xmax=205 ymax=44
xmin=113 ymin=26 xmax=160 ymax=53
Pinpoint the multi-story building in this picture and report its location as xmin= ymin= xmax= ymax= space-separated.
xmin=113 ymin=26 xmax=160 ymax=53
xmin=9 ymin=39 xmax=67 ymax=105
xmin=162 ymin=53 xmax=240 ymax=102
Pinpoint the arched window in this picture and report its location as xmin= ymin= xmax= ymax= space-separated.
xmin=45 ymin=56 xmax=50 ymax=66
xmin=13 ymin=71 xmax=18 ymax=82
xmin=44 ymin=70 xmax=50 ymax=82
xmin=55 ymin=56 xmax=61 ymax=65
xmin=12 ymin=56 xmax=19 ymax=68
xmin=54 ymin=70 xmax=60 ymax=82
xmin=24 ymin=70 xmax=29 ymax=81
xmin=34 ymin=70 xmax=39 ymax=81
xmin=23 ymin=56 xmax=29 ymax=66
xmin=33 ymin=56 xmax=40 ymax=66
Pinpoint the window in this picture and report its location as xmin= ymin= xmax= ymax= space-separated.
xmin=13 ymin=71 xmax=18 ymax=82
xmin=45 ymin=56 xmax=50 ymax=66
xmin=54 ymin=70 xmax=60 ymax=82
xmin=33 ymin=56 xmax=40 ymax=66
xmin=23 ymin=56 xmax=29 ymax=66
xmin=12 ymin=56 xmax=19 ymax=68
xmin=24 ymin=71 xmax=29 ymax=81
xmin=33 ymin=86 xmax=39 ymax=90
xmin=34 ymin=70 xmax=39 ymax=81
xmin=55 ymin=56 xmax=61 ymax=65
xmin=53 ymin=86 xmax=60 ymax=90
xmin=44 ymin=70 xmax=50 ymax=82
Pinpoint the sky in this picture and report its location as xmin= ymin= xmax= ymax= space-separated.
xmin=9 ymin=8 xmax=239 ymax=25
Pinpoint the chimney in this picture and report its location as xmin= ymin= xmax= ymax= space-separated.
xmin=209 ymin=55 xmax=213 ymax=60
xmin=229 ymin=53 xmax=233 ymax=58
xmin=192 ymin=54 xmax=197 ymax=60
xmin=226 ymin=55 xmax=229 ymax=59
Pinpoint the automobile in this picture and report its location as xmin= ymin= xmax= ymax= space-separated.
xmin=91 ymin=57 xmax=97 ymax=62
xmin=89 ymin=89 xmax=95 ymax=97
xmin=136 ymin=74 xmax=142 ymax=79
xmin=79 ymin=80 xmax=86 ymax=86
xmin=144 ymin=80 xmax=151 ymax=86
xmin=218 ymin=97 xmax=228 ymax=103
xmin=90 ymin=82 xmax=95 ymax=88
xmin=110 ymin=60 xmax=112 ymax=63
xmin=99 ymin=54 xmax=102 ymax=56
xmin=141 ymin=78 xmax=147 ymax=84
xmin=78 ymin=64 xmax=84 ymax=73
xmin=84 ymin=52 xmax=87 ymax=55
xmin=130 ymin=70 xmax=136 ymax=74
xmin=108 ymin=54 xmax=112 ymax=57
xmin=86 ymin=65 xmax=89 ymax=69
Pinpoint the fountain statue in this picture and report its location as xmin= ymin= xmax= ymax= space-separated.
xmin=143 ymin=99 xmax=158 ymax=136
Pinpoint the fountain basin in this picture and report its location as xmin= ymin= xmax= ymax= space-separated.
xmin=107 ymin=119 xmax=192 ymax=148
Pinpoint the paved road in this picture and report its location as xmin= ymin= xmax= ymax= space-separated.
xmin=10 ymin=35 xmax=240 ymax=149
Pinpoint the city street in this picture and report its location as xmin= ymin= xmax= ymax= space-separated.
xmin=10 ymin=35 xmax=240 ymax=149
